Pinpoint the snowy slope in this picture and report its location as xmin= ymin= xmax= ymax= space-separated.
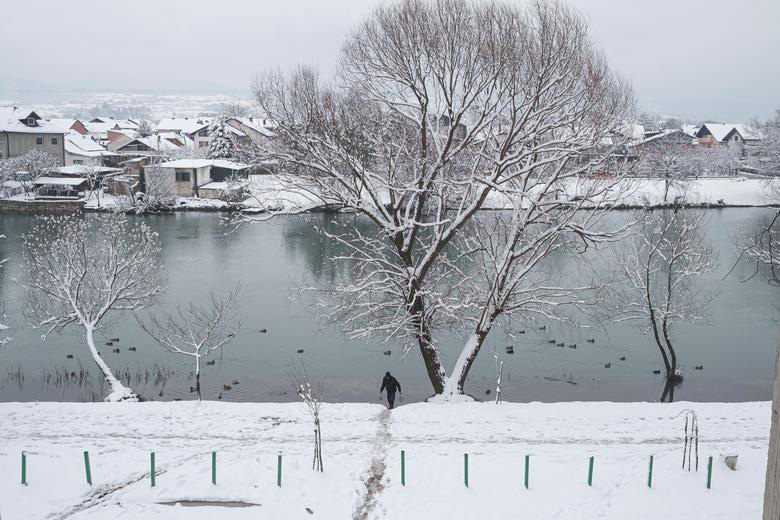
xmin=0 ymin=400 xmax=769 ymax=519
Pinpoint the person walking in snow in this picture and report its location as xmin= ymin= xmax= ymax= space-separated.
xmin=380 ymin=371 xmax=402 ymax=409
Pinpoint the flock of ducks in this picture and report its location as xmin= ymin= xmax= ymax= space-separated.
xmin=501 ymin=325 xmax=705 ymax=376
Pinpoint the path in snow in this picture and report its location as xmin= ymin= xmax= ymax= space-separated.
xmin=353 ymin=408 xmax=392 ymax=520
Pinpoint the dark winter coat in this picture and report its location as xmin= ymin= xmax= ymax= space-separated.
xmin=381 ymin=374 xmax=401 ymax=394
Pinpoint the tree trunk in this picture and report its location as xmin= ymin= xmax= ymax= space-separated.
xmin=763 ymin=341 xmax=780 ymax=519
xmin=407 ymin=283 xmax=446 ymax=394
xmin=195 ymin=360 xmax=202 ymax=402
xmin=663 ymin=176 xmax=670 ymax=203
xmin=85 ymin=325 xmax=135 ymax=402
xmin=445 ymin=329 xmax=490 ymax=395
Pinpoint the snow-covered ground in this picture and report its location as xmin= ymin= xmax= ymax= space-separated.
xmin=0 ymin=401 xmax=769 ymax=519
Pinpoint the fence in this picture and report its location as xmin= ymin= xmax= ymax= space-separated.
xmin=19 ymin=450 xmax=717 ymax=491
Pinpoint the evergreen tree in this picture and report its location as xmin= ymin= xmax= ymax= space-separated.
xmin=207 ymin=116 xmax=235 ymax=159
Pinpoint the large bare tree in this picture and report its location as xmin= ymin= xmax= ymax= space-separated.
xmin=138 ymin=287 xmax=241 ymax=401
xmin=17 ymin=214 xmax=165 ymax=401
xmin=248 ymin=0 xmax=634 ymax=396
xmin=614 ymin=204 xmax=717 ymax=402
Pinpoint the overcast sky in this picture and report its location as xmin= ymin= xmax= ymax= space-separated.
xmin=1 ymin=0 xmax=778 ymax=121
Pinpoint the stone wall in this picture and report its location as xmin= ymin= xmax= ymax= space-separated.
xmin=0 ymin=199 xmax=83 ymax=213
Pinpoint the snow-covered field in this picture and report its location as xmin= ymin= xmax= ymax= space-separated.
xmin=0 ymin=401 xmax=769 ymax=519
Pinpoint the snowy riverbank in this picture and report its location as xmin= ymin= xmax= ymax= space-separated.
xmin=0 ymin=400 xmax=769 ymax=519
xmin=36 ymin=176 xmax=780 ymax=214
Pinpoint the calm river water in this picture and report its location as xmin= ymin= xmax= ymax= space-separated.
xmin=0 ymin=209 xmax=778 ymax=404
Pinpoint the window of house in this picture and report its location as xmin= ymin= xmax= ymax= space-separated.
xmin=73 ymin=160 xmax=83 ymax=165
xmin=51 ymin=137 xmax=58 ymax=145
xmin=28 ymin=117 xmax=35 ymax=126
xmin=199 ymin=141 xmax=208 ymax=147
xmin=36 ymin=137 xmax=43 ymax=145
xmin=175 ymin=171 xmax=191 ymax=182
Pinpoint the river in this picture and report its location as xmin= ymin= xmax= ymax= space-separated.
xmin=0 ymin=209 xmax=778 ymax=404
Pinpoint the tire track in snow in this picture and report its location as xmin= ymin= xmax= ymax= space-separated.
xmin=43 ymin=439 xmax=245 ymax=520
xmin=353 ymin=408 xmax=392 ymax=520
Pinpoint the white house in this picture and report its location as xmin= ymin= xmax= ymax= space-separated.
xmin=147 ymin=158 xmax=248 ymax=197
xmin=0 ymin=106 xmax=67 ymax=164
xmin=64 ymin=133 xmax=118 ymax=165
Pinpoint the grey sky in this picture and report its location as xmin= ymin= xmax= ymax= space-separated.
xmin=1 ymin=0 xmax=778 ymax=121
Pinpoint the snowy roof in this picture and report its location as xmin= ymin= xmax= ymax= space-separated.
xmin=155 ymin=117 xmax=212 ymax=135
xmin=49 ymin=118 xmax=81 ymax=130
xmin=55 ymin=165 xmax=123 ymax=176
xmin=696 ymin=123 xmax=736 ymax=142
xmin=0 ymin=106 xmax=68 ymax=134
xmin=156 ymin=132 xmax=195 ymax=146
xmin=199 ymin=181 xmax=246 ymax=190
xmin=138 ymin=135 xmax=181 ymax=151
xmin=65 ymin=134 xmax=117 ymax=157
xmin=33 ymin=176 xmax=88 ymax=186
xmin=631 ymin=129 xmax=695 ymax=147
xmin=88 ymin=117 xmax=139 ymax=129
xmin=154 ymin=159 xmax=249 ymax=170
xmin=681 ymin=124 xmax=699 ymax=137
xmin=228 ymin=117 xmax=275 ymax=137
xmin=731 ymin=124 xmax=762 ymax=141
xmin=110 ymin=135 xmax=181 ymax=153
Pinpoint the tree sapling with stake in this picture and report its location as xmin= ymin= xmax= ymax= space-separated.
xmin=289 ymin=360 xmax=324 ymax=472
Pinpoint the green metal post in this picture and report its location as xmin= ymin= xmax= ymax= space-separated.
xmin=21 ymin=451 xmax=27 ymax=486
xmin=150 ymin=452 xmax=156 ymax=487
xmin=211 ymin=451 xmax=216 ymax=485
xmin=464 ymin=453 xmax=469 ymax=488
xmin=277 ymin=454 xmax=282 ymax=487
xmin=706 ymin=456 xmax=713 ymax=489
xmin=401 ymin=450 xmax=406 ymax=486
xmin=83 ymin=451 xmax=92 ymax=486
xmin=588 ymin=456 xmax=594 ymax=486
xmin=524 ymin=455 xmax=530 ymax=489
xmin=648 ymin=455 xmax=654 ymax=488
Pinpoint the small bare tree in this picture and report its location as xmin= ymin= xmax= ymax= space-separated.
xmin=614 ymin=203 xmax=717 ymax=402
xmin=138 ymin=287 xmax=241 ymax=401
xmin=4 ymin=150 xmax=59 ymax=196
xmin=82 ymin=161 xmax=107 ymax=208
xmin=289 ymin=360 xmax=323 ymax=471
xmin=635 ymin=135 xmax=697 ymax=203
xmin=17 ymin=213 xmax=165 ymax=401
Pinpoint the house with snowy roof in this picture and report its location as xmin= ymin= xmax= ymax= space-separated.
xmin=84 ymin=117 xmax=140 ymax=144
xmin=695 ymin=123 xmax=761 ymax=149
xmin=107 ymin=134 xmax=182 ymax=160
xmin=64 ymin=133 xmax=119 ymax=166
xmin=147 ymin=158 xmax=248 ymax=198
xmin=225 ymin=116 xmax=275 ymax=145
xmin=49 ymin=118 xmax=90 ymax=136
xmin=0 ymin=106 xmax=66 ymax=164
xmin=629 ymin=128 xmax=696 ymax=153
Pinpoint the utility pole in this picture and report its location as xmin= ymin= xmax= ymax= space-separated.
xmin=764 ymin=342 xmax=780 ymax=519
